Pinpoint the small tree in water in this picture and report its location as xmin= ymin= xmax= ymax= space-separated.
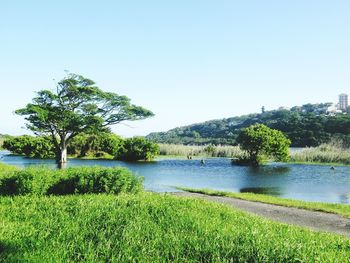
xmin=16 ymin=73 xmax=154 ymax=167
xmin=236 ymin=124 xmax=291 ymax=166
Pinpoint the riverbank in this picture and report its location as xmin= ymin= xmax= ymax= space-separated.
xmin=178 ymin=188 xmax=350 ymax=218
xmin=287 ymin=161 xmax=350 ymax=167
xmin=158 ymin=141 xmax=350 ymax=166
xmin=1 ymin=193 xmax=349 ymax=261
xmin=173 ymin=192 xmax=350 ymax=238
xmin=289 ymin=141 xmax=350 ymax=165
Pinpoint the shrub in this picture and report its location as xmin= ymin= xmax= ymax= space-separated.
xmin=68 ymin=132 xmax=124 ymax=157
xmin=203 ymin=144 xmax=216 ymax=156
xmin=49 ymin=167 xmax=143 ymax=195
xmin=3 ymin=135 xmax=55 ymax=158
xmin=0 ymin=166 xmax=143 ymax=196
xmin=117 ymin=137 xmax=159 ymax=161
xmin=237 ymin=124 xmax=291 ymax=166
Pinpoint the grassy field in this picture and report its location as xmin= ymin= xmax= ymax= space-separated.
xmin=1 ymin=193 xmax=350 ymax=262
xmin=179 ymin=188 xmax=350 ymax=219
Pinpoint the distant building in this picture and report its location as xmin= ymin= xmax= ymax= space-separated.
xmin=278 ymin=106 xmax=290 ymax=111
xmin=339 ymin=93 xmax=349 ymax=111
xmin=326 ymin=103 xmax=340 ymax=114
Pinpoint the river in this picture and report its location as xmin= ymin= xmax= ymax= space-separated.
xmin=1 ymin=150 xmax=350 ymax=204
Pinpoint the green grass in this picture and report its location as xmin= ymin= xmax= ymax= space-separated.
xmin=158 ymin=143 xmax=244 ymax=158
xmin=290 ymin=140 xmax=350 ymax=165
xmin=0 ymin=163 xmax=17 ymax=174
xmin=179 ymin=188 xmax=350 ymax=219
xmin=1 ymin=193 xmax=350 ymax=262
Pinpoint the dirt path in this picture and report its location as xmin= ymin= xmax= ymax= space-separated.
xmin=172 ymin=192 xmax=350 ymax=238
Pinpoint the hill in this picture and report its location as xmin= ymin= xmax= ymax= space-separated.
xmin=146 ymin=103 xmax=350 ymax=147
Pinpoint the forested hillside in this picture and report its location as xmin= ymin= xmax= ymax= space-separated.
xmin=146 ymin=103 xmax=350 ymax=147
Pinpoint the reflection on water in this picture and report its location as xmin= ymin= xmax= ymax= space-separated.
xmin=248 ymin=166 xmax=291 ymax=176
xmin=338 ymin=194 xmax=350 ymax=204
xmin=1 ymin=151 xmax=350 ymax=204
xmin=240 ymin=187 xmax=281 ymax=195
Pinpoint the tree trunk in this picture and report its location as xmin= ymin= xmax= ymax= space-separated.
xmin=59 ymin=147 xmax=67 ymax=163
xmin=56 ymin=141 xmax=68 ymax=168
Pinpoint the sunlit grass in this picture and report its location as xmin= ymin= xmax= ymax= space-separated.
xmin=1 ymin=193 xmax=350 ymax=262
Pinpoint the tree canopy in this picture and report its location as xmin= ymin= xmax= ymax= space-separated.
xmin=236 ymin=124 xmax=291 ymax=166
xmin=147 ymin=104 xmax=350 ymax=147
xmin=16 ymin=73 xmax=154 ymax=164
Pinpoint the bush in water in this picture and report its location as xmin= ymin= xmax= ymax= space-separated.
xmin=3 ymin=135 xmax=55 ymax=158
xmin=117 ymin=137 xmax=160 ymax=161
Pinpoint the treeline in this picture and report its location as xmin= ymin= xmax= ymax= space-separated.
xmin=146 ymin=104 xmax=350 ymax=147
xmin=3 ymin=133 xmax=159 ymax=161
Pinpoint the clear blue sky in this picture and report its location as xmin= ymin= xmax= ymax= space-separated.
xmin=1 ymin=0 xmax=349 ymax=137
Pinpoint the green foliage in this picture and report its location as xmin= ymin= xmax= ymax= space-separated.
xmin=0 ymin=166 xmax=142 ymax=196
xmin=15 ymin=73 xmax=154 ymax=163
xmin=118 ymin=137 xmax=160 ymax=161
xmin=0 ymin=134 xmax=12 ymax=149
xmin=179 ymin=188 xmax=350 ymax=219
xmin=68 ymin=132 xmax=124 ymax=158
xmin=0 ymin=193 xmax=349 ymax=262
xmin=236 ymin=124 xmax=291 ymax=165
xmin=3 ymin=135 xmax=55 ymax=158
xmin=203 ymin=144 xmax=216 ymax=156
xmin=3 ymin=133 xmax=159 ymax=162
xmin=146 ymin=104 xmax=350 ymax=147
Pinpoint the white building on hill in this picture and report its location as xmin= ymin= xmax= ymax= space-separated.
xmin=338 ymin=93 xmax=349 ymax=111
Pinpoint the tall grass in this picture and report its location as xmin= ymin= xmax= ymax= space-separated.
xmin=0 ymin=193 xmax=349 ymax=262
xmin=161 ymin=140 xmax=350 ymax=165
xmin=290 ymin=139 xmax=350 ymax=165
xmin=0 ymin=166 xmax=143 ymax=196
xmin=0 ymin=137 xmax=5 ymax=150
xmin=158 ymin=143 xmax=244 ymax=158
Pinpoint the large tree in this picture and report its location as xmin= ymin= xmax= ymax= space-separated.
xmin=236 ymin=124 xmax=291 ymax=166
xmin=16 ymin=73 xmax=154 ymax=165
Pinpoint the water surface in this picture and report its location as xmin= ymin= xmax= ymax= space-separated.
xmin=1 ymin=150 xmax=349 ymax=204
